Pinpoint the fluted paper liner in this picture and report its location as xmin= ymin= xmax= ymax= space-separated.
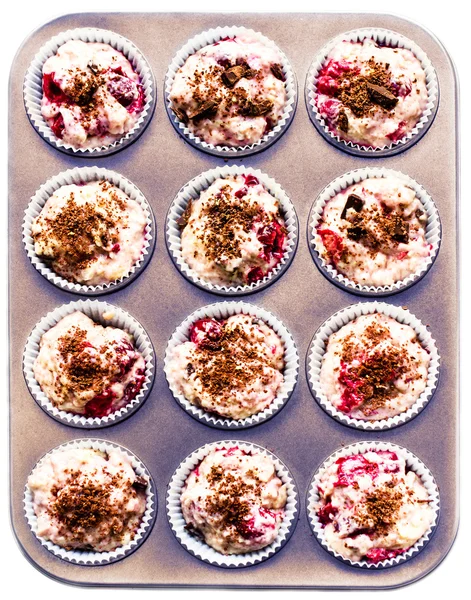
xmin=308 ymin=167 xmax=441 ymax=296
xmin=165 ymin=26 xmax=297 ymax=157
xmin=164 ymin=301 xmax=299 ymax=429
xmin=166 ymin=165 xmax=298 ymax=295
xmin=24 ymin=438 xmax=156 ymax=565
xmin=307 ymin=302 xmax=440 ymax=430
xmin=23 ymin=300 xmax=155 ymax=428
xmin=23 ymin=166 xmax=156 ymax=295
xmin=166 ymin=440 xmax=298 ymax=567
xmin=24 ymin=27 xmax=156 ymax=156
xmin=307 ymin=441 xmax=440 ymax=569
xmin=306 ymin=28 xmax=439 ymax=156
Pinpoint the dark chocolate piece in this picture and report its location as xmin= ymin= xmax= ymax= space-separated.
xmin=392 ymin=220 xmax=409 ymax=243
xmin=177 ymin=199 xmax=193 ymax=229
xmin=366 ymin=82 xmax=398 ymax=110
xmin=337 ymin=109 xmax=349 ymax=133
xmin=244 ymin=99 xmax=273 ymax=117
xmin=172 ymin=106 xmax=188 ymax=124
xmin=188 ymin=99 xmax=220 ymax=120
xmin=132 ymin=476 xmax=148 ymax=490
xmin=270 ymin=63 xmax=285 ymax=81
xmin=347 ymin=225 xmax=367 ymax=241
xmin=222 ymin=65 xmax=247 ymax=87
xmin=341 ymin=194 xmax=365 ymax=220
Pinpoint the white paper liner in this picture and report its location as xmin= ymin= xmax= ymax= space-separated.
xmin=23 ymin=299 xmax=155 ymax=428
xmin=166 ymin=440 xmax=298 ymax=567
xmin=23 ymin=167 xmax=156 ymax=295
xmin=24 ymin=438 xmax=156 ymax=565
xmin=308 ymin=168 xmax=441 ymax=296
xmin=307 ymin=302 xmax=440 ymax=430
xmin=164 ymin=26 xmax=297 ymax=157
xmin=166 ymin=165 xmax=298 ymax=295
xmin=307 ymin=441 xmax=440 ymax=569
xmin=306 ymin=28 xmax=439 ymax=156
xmin=24 ymin=27 xmax=156 ymax=156
xmin=164 ymin=301 xmax=299 ymax=429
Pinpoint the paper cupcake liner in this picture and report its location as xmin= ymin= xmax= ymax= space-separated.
xmin=23 ymin=167 xmax=156 ymax=296
xmin=23 ymin=299 xmax=156 ymax=428
xmin=164 ymin=26 xmax=297 ymax=157
xmin=306 ymin=28 xmax=439 ymax=157
xmin=306 ymin=302 xmax=440 ymax=430
xmin=24 ymin=27 xmax=156 ymax=156
xmin=166 ymin=440 xmax=298 ymax=567
xmin=307 ymin=441 xmax=440 ymax=569
xmin=166 ymin=165 xmax=298 ymax=295
xmin=24 ymin=438 xmax=156 ymax=565
xmin=164 ymin=301 xmax=299 ymax=429
xmin=308 ymin=168 xmax=441 ymax=296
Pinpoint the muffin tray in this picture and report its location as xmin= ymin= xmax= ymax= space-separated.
xmin=9 ymin=12 xmax=459 ymax=589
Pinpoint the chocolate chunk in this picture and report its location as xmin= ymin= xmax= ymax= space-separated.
xmin=337 ymin=108 xmax=349 ymax=133
xmin=188 ymin=99 xmax=220 ymax=120
xmin=392 ymin=220 xmax=409 ymax=243
xmin=415 ymin=208 xmax=425 ymax=220
xmin=366 ymin=82 xmax=398 ymax=110
xmin=186 ymin=363 xmax=195 ymax=375
xmin=244 ymin=99 xmax=273 ymax=117
xmin=347 ymin=225 xmax=367 ymax=241
xmin=271 ymin=64 xmax=285 ymax=81
xmin=222 ymin=65 xmax=247 ymax=87
xmin=132 ymin=476 xmax=148 ymax=490
xmin=177 ymin=199 xmax=192 ymax=229
xmin=244 ymin=68 xmax=257 ymax=79
xmin=87 ymin=62 xmax=100 ymax=75
xmin=341 ymin=194 xmax=365 ymax=220
xmin=172 ymin=106 xmax=188 ymax=124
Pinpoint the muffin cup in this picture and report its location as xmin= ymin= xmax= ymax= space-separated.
xmin=166 ymin=165 xmax=298 ymax=295
xmin=23 ymin=299 xmax=156 ymax=428
xmin=306 ymin=441 xmax=440 ymax=569
xmin=24 ymin=27 xmax=156 ymax=156
xmin=164 ymin=301 xmax=299 ymax=429
xmin=308 ymin=167 xmax=441 ymax=296
xmin=306 ymin=302 xmax=440 ymax=430
xmin=166 ymin=440 xmax=298 ymax=567
xmin=23 ymin=166 xmax=156 ymax=295
xmin=164 ymin=26 xmax=297 ymax=157
xmin=305 ymin=27 xmax=439 ymax=157
xmin=24 ymin=438 xmax=156 ymax=565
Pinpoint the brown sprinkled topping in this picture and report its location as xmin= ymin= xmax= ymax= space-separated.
xmin=336 ymin=59 xmax=398 ymax=120
xmin=191 ymin=184 xmax=262 ymax=264
xmin=33 ymin=181 xmax=126 ymax=279
xmin=203 ymin=463 xmax=261 ymax=540
xmin=49 ymin=468 xmax=140 ymax=545
xmin=188 ymin=319 xmax=279 ymax=403
xmin=356 ymin=485 xmax=403 ymax=535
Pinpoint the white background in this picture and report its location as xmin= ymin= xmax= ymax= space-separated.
xmin=2 ymin=0 xmax=467 ymax=596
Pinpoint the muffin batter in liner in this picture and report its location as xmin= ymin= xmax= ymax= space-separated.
xmin=165 ymin=26 xmax=297 ymax=157
xmin=307 ymin=301 xmax=440 ymax=430
xmin=24 ymin=27 xmax=155 ymax=156
xmin=166 ymin=165 xmax=298 ymax=295
xmin=306 ymin=28 xmax=438 ymax=156
xmin=307 ymin=441 xmax=440 ymax=568
xmin=24 ymin=438 xmax=156 ymax=565
xmin=23 ymin=299 xmax=155 ymax=428
xmin=166 ymin=440 xmax=298 ymax=567
xmin=308 ymin=167 xmax=441 ymax=296
xmin=23 ymin=166 xmax=155 ymax=295
xmin=164 ymin=301 xmax=299 ymax=428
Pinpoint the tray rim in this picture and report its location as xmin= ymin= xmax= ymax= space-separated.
xmin=8 ymin=9 xmax=461 ymax=591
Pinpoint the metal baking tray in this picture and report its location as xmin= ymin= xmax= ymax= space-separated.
xmin=9 ymin=11 xmax=459 ymax=589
